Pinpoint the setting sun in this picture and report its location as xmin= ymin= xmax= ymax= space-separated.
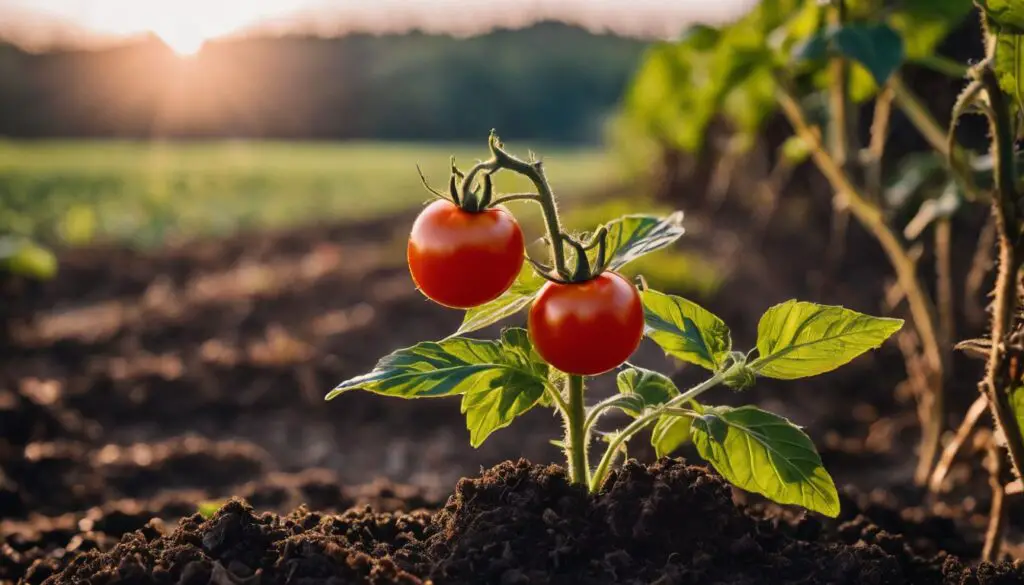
xmin=152 ymin=23 xmax=207 ymax=56
xmin=8 ymin=0 xmax=309 ymax=54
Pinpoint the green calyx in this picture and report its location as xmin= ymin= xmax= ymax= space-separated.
xmin=416 ymin=157 xmax=496 ymax=213
xmin=530 ymin=227 xmax=612 ymax=285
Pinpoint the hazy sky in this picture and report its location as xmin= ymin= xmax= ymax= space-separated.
xmin=0 ymin=0 xmax=755 ymax=52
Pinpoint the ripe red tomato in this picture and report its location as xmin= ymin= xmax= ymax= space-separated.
xmin=408 ymin=199 xmax=525 ymax=309
xmin=528 ymin=272 xmax=644 ymax=376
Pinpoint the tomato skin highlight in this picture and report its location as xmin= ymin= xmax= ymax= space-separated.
xmin=408 ymin=199 xmax=525 ymax=309
xmin=528 ymin=272 xmax=645 ymax=376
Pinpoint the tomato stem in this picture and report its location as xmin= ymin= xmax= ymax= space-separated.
xmin=588 ymin=370 xmax=728 ymax=493
xmin=565 ymin=373 xmax=589 ymax=486
xmin=461 ymin=131 xmax=572 ymax=279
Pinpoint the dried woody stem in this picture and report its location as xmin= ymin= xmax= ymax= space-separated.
xmin=976 ymin=66 xmax=1024 ymax=559
xmin=775 ymin=79 xmax=947 ymax=485
xmin=825 ymin=0 xmax=856 ymax=271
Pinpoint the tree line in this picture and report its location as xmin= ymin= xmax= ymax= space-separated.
xmin=0 ymin=22 xmax=647 ymax=143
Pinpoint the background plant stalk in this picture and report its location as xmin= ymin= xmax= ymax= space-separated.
xmin=979 ymin=68 xmax=1024 ymax=479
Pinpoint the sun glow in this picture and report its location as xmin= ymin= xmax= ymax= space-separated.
xmin=13 ymin=0 xmax=310 ymax=55
xmin=152 ymin=24 xmax=207 ymax=56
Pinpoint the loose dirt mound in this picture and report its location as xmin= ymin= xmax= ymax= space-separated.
xmin=32 ymin=460 xmax=1024 ymax=585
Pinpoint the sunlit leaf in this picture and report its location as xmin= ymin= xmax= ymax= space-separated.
xmin=587 ymin=393 xmax=648 ymax=426
xmin=1011 ymin=386 xmax=1024 ymax=448
xmin=451 ymin=267 xmax=544 ymax=337
xmin=981 ymin=0 xmax=1024 ymax=34
xmin=462 ymin=379 xmax=545 ymax=448
xmin=652 ymin=412 xmax=695 ymax=457
xmin=888 ymin=0 xmax=973 ymax=60
xmin=641 ymin=289 xmax=732 ymax=371
xmin=780 ymin=135 xmax=812 ymax=165
xmin=751 ymin=300 xmax=903 ymax=380
xmin=0 ymin=237 xmax=57 ymax=280
xmin=593 ymin=213 xmax=686 ymax=270
xmin=615 ymin=366 xmax=678 ymax=416
xmin=197 ymin=500 xmax=225 ymax=520
xmin=327 ymin=329 xmax=546 ymax=400
xmin=995 ymin=32 xmax=1024 ymax=111
xmin=691 ymin=405 xmax=839 ymax=517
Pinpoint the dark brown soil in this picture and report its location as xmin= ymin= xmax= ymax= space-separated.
xmin=28 ymin=460 xmax=1024 ymax=585
xmin=2 ymin=198 xmax=1021 ymax=583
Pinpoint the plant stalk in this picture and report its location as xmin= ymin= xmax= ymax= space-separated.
xmin=979 ymin=68 xmax=1024 ymax=482
xmin=565 ymin=374 xmax=589 ymax=486
xmin=983 ymin=439 xmax=1008 ymax=562
xmin=825 ymin=0 xmax=856 ymax=269
xmin=935 ymin=218 xmax=955 ymax=362
xmin=775 ymin=81 xmax=946 ymax=483
xmin=928 ymin=394 xmax=988 ymax=493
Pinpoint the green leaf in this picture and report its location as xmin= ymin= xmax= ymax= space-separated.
xmin=1011 ymin=386 xmax=1024 ymax=446
xmin=461 ymin=328 xmax=549 ymax=446
xmin=461 ymin=378 xmax=545 ymax=448
xmin=751 ymin=300 xmax=903 ymax=380
xmin=981 ymin=0 xmax=1024 ymax=33
xmin=831 ymin=24 xmax=905 ymax=86
xmin=690 ymin=405 xmax=839 ymax=517
xmin=595 ymin=213 xmax=686 ymax=270
xmin=588 ymin=393 xmax=649 ymax=424
xmin=792 ymin=31 xmax=830 ymax=63
xmin=197 ymin=500 xmax=226 ymax=520
xmin=679 ymin=24 xmax=721 ymax=50
xmin=888 ymin=0 xmax=973 ymax=60
xmin=327 ymin=330 xmax=546 ymax=400
xmin=0 ymin=237 xmax=58 ymax=280
xmin=780 ymin=135 xmax=812 ymax=165
xmin=652 ymin=412 xmax=695 ymax=458
xmin=451 ymin=268 xmax=544 ymax=337
xmin=793 ymin=23 xmax=905 ymax=87
xmin=641 ymin=289 xmax=732 ymax=371
xmin=995 ymin=32 xmax=1024 ymax=110
xmin=615 ymin=367 xmax=678 ymax=416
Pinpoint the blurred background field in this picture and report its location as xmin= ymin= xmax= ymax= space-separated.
xmin=0 ymin=140 xmax=614 ymax=247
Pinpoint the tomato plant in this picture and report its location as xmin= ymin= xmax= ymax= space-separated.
xmin=528 ymin=271 xmax=644 ymax=376
xmin=408 ymin=199 xmax=525 ymax=309
xmin=328 ymin=132 xmax=902 ymax=517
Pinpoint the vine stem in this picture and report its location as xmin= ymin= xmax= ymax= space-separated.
xmin=462 ymin=133 xmax=571 ymax=278
xmin=775 ymin=80 xmax=946 ymax=483
xmin=588 ymin=371 xmax=727 ymax=492
xmin=978 ymin=68 xmax=1024 ymax=483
